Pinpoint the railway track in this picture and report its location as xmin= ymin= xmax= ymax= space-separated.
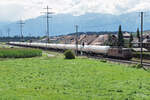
xmin=7 ymin=43 xmax=150 ymax=68
xmin=105 ymin=58 xmax=150 ymax=67
xmin=88 ymin=55 xmax=150 ymax=68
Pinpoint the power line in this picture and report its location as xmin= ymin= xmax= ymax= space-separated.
xmin=18 ymin=20 xmax=25 ymax=41
xmin=41 ymin=5 xmax=54 ymax=43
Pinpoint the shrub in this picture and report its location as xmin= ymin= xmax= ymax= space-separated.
xmin=100 ymin=59 xmax=107 ymax=63
xmin=136 ymin=64 xmax=143 ymax=69
xmin=0 ymin=48 xmax=42 ymax=58
xmin=64 ymin=50 xmax=75 ymax=59
xmin=131 ymin=64 xmax=143 ymax=69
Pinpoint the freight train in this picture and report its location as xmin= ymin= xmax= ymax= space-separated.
xmin=9 ymin=42 xmax=132 ymax=59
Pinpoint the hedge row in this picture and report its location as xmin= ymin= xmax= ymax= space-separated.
xmin=0 ymin=48 xmax=42 ymax=58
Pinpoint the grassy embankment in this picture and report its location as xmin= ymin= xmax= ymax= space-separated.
xmin=0 ymin=51 xmax=150 ymax=99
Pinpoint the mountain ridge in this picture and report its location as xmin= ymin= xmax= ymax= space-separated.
xmin=0 ymin=12 xmax=149 ymax=36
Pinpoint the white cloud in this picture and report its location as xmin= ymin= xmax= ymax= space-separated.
xmin=0 ymin=0 xmax=150 ymax=21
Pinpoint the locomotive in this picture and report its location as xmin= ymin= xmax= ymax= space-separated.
xmin=9 ymin=42 xmax=132 ymax=59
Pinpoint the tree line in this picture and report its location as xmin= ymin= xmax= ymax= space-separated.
xmin=105 ymin=25 xmax=141 ymax=48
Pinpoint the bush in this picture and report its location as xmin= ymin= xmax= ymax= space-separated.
xmin=131 ymin=64 xmax=143 ymax=69
xmin=0 ymin=48 xmax=42 ymax=58
xmin=64 ymin=50 xmax=75 ymax=59
xmin=100 ymin=59 xmax=107 ymax=63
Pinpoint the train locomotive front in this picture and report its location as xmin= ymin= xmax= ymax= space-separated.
xmin=107 ymin=48 xmax=132 ymax=59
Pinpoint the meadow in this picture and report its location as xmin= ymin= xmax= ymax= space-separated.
xmin=0 ymin=51 xmax=150 ymax=100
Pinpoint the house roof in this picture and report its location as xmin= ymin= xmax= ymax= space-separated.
xmin=123 ymin=32 xmax=130 ymax=37
xmin=79 ymin=35 xmax=98 ymax=45
xmin=143 ymin=39 xmax=150 ymax=43
xmin=132 ymin=38 xmax=139 ymax=43
xmin=90 ymin=34 xmax=109 ymax=45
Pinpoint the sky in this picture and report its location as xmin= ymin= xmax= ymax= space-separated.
xmin=0 ymin=0 xmax=150 ymax=22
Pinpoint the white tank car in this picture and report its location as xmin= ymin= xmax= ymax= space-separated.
xmin=82 ymin=45 xmax=110 ymax=54
xmin=9 ymin=42 xmax=110 ymax=54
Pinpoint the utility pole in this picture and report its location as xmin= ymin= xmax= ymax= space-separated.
xmin=75 ymin=25 xmax=79 ymax=56
xmin=140 ymin=12 xmax=144 ymax=67
xmin=29 ymin=33 xmax=32 ymax=43
xmin=29 ymin=33 xmax=32 ymax=37
xmin=7 ymin=28 xmax=10 ymax=37
xmin=42 ymin=5 xmax=54 ymax=43
xmin=7 ymin=28 xmax=10 ymax=42
xmin=0 ymin=30 xmax=2 ymax=37
xmin=18 ymin=20 xmax=25 ymax=42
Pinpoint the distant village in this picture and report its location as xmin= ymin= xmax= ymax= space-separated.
xmin=38 ymin=30 xmax=150 ymax=52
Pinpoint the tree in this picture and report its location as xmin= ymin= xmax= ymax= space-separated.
xmin=118 ymin=25 xmax=124 ymax=47
xmin=104 ymin=34 xmax=117 ymax=46
xmin=129 ymin=33 xmax=133 ymax=48
xmin=107 ymin=34 xmax=113 ymax=46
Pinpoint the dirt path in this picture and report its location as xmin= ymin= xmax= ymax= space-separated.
xmin=47 ymin=53 xmax=55 ymax=57
xmin=43 ymin=52 xmax=55 ymax=57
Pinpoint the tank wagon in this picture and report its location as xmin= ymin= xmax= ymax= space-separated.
xmin=9 ymin=42 xmax=132 ymax=59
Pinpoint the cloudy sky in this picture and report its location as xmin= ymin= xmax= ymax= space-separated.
xmin=0 ymin=0 xmax=150 ymax=22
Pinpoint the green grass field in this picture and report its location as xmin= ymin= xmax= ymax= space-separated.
xmin=0 ymin=48 xmax=42 ymax=58
xmin=0 ymin=51 xmax=150 ymax=100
